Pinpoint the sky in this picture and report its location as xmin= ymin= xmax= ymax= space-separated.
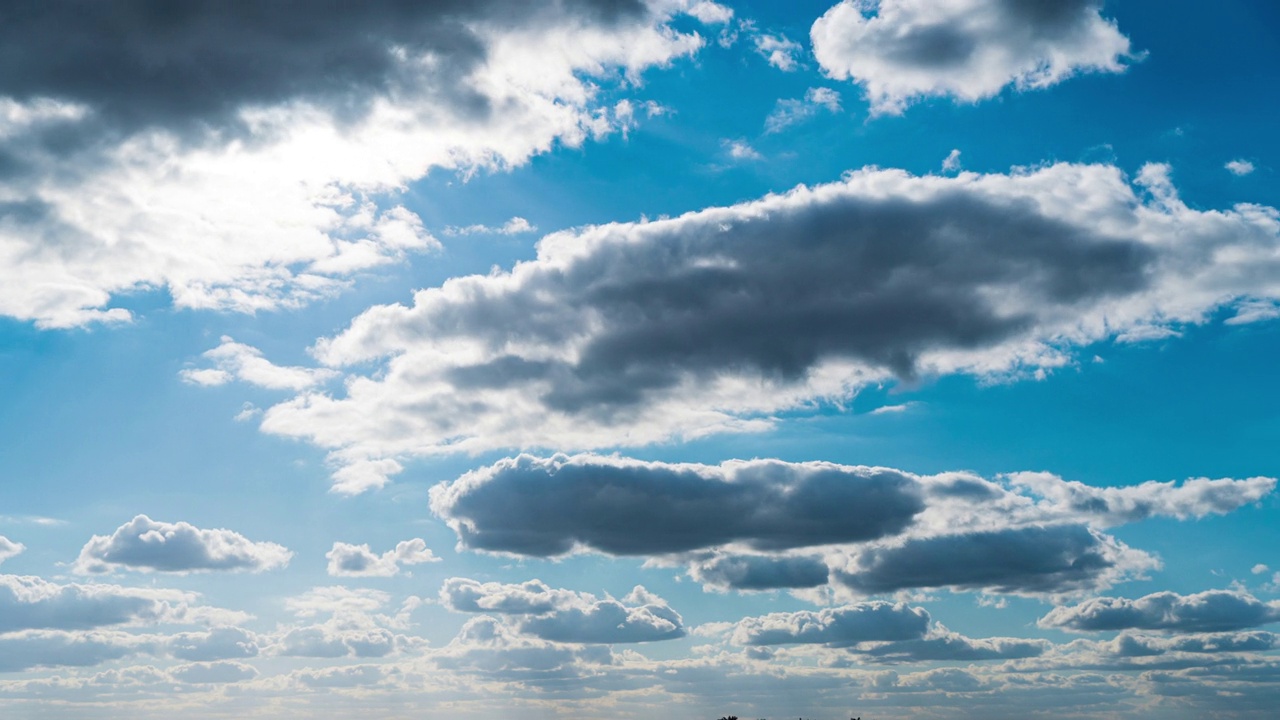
xmin=1 ymin=0 xmax=1279 ymax=718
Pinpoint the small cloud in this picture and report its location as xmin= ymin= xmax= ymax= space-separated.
xmin=181 ymin=337 xmax=337 ymax=392
xmin=234 ymin=402 xmax=263 ymax=422
xmin=1253 ymin=564 xmax=1271 ymax=575
xmin=686 ymin=1 xmax=733 ymax=25
xmin=0 ymin=535 xmax=25 ymax=565
xmin=870 ymin=402 xmax=917 ymax=415
xmin=942 ymin=149 xmax=962 ymax=173
xmin=754 ymin=33 xmax=803 ymax=71
xmin=765 ymin=88 xmax=842 ymax=134
xmin=1226 ymin=159 xmax=1256 ymax=176
xmin=722 ymin=138 xmax=762 ymax=161
xmin=326 ymin=539 xmax=440 ymax=577
xmin=443 ymin=216 xmax=538 ymax=237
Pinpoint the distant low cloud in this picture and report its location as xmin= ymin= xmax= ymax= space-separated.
xmin=1040 ymin=590 xmax=1280 ymax=633
xmin=812 ymin=0 xmax=1134 ymax=114
xmin=326 ymin=539 xmax=439 ymax=577
xmin=0 ymin=575 xmax=240 ymax=633
xmin=731 ymin=603 xmax=929 ymax=646
xmin=73 ymin=515 xmax=292 ymax=574
xmin=441 ymin=578 xmax=685 ymax=644
xmin=247 ymin=163 xmax=1280 ymax=490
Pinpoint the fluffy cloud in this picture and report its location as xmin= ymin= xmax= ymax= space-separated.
xmin=166 ymin=627 xmax=259 ymax=662
xmin=273 ymin=587 xmax=422 ymax=659
xmin=1008 ymin=473 xmax=1275 ymax=526
xmin=686 ymin=553 xmax=831 ymax=590
xmin=0 ymin=630 xmax=148 ymax=672
xmin=73 ymin=515 xmax=293 ymax=574
xmin=1040 ymin=590 xmax=1280 ymax=634
xmin=754 ymin=33 xmax=804 ymax=71
xmin=430 ymin=455 xmax=925 ymax=556
xmin=0 ymin=1 xmax=710 ymax=328
xmin=811 ymin=0 xmax=1133 ymax=114
xmin=442 ymin=578 xmax=685 ymax=644
xmin=180 ymin=336 xmax=340 ymax=390
xmin=326 ymin=538 xmax=439 ymax=577
xmin=731 ymin=603 xmax=929 ymax=646
xmin=0 ymin=575 xmax=241 ymax=633
xmin=0 ymin=535 xmax=24 ymax=564
xmin=1227 ymin=159 xmax=1257 ymax=176
xmin=248 ymin=162 xmax=1280 ymax=490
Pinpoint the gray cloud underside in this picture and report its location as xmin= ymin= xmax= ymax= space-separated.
xmin=74 ymin=515 xmax=292 ymax=574
xmin=832 ymin=524 xmax=1145 ymax=595
xmin=732 ymin=602 xmax=930 ymax=646
xmin=1040 ymin=590 xmax=1280 ymax=633
xmin=430 ymin=455 xmax=924 ymax=556
xmin=0 ymin=0 xmax=646 ymax=140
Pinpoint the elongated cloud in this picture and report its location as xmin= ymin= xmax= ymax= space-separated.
xmin=1009 ymin=473 xmax=1276 ymax=526
xmin=73 ymin=515 xmax=293 ymax=574
xmin=247 ymin=162 xmax=1280 ymax=491
xmin=429 ymin=455 xmax=926 ymax=556
xmin=0 ymin=575 xmax=240 ymax=633
xmin=0 ymin=1 xmax=710 ymax=328
xmin=731 ymin=603 xmax=930 ymax=646
xmin=441 ymin=578 xmax=685 ymax=644
xmin=1040 ymin=590 xmax=1280 ymax=634
xmin=0 ymin=535 xmax=24 ymax=565
xmin=326 ymin=539 xmax=439 ymax=577
xmin=811 ymin=0 xmax=1133 ymax=114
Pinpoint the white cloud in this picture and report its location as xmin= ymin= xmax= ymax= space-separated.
xmin=1040 ymin=590 xmax=1280 ymax=633
xmin=686 ymin=1 xmax=734 ymax=25
xmin=73 ymin=515 xmax=293 ymax=575
xmin=443 ymin=216 xmax=538 ymax=237
xmin=0 ymin=574 xmax=244 ymax=633
xmin=0 ymin=3 xmax=707 ymax=329
xmin=1227 ymin=159 xmax=1257 ymax=176
xmin=1008 ymin=473 xmax=1276 ymax=526
xmin=812 ymin=0 xmax=1133 ymax=114
xmin=754 ymin=33 xmax=804 ymax=71
xmin=722 ymin=138 xmax=763 ymax=160
xmin=0 ymin=536 xmax=25 ymax=565
xmin=180 ymin=336 xmax=339 ymax=391
xmin=242 ymin=162 xmax=1280 ymax=489
xmin=326 ymin=539 xmax=439 ymax=577
xmin=765 ymin=87 xmax=842 ymax=133
xmin=273 ymin=586 xmax=422 ymax=659
xmin=942 ymin=148 xmax=963 ymax=172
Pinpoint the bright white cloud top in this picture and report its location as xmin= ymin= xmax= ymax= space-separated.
xmin=73 ymin=516 xmax=293 ymax=575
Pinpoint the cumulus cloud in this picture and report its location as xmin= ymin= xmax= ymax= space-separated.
xmin=168 ymin=661 xmax=258 ymax=685
xmin=764 ymin=87 xmax=842 ymax=133
xmin=754 ymin=33 xmax=804 ymax=71
xmin=166 ymin=626 xmax=259 ymax=662
xmin=180 ymin=336 xmax=340 ymax=390
xmin=433 ymin=615 xmax=618 ymax=687
xmin=686 ymin=553 xmax=831 ymax=590
xmin=1227 ymin=159 xmax=1256 ymax=176
xmin=856 ymin=628 xmax=1049 ymax=663
xmin=442 ymin=578 xmax=685 ymax=644
xmin=430 ymin=454 xmax=925 ymax=556
xmin=1040 ymin=590 xmax=1280 ymax=634
xmin=0 ymin=535 xmax=24 ymax=565
xmin=73 ymin=515 xmax=293 ymax=574
xmin=0 ymin=1 xmax=710 ymax=328
xmin=731 ymin=602 xmax=930 ymax=646
xmin=244 ymin=162 xmax=1280 ymax=490
xmin=326 ymin=538 xmax=439 ymax=577
xmin=0 ymin=630 xmax=148 ymax=672
xmin=274 ymin=586 xmax=422 ymax=659
xmin=811 ymin=0 xmax=1134 ymax=114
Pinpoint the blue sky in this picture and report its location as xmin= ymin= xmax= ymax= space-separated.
xmin=1 ymin=1 xmax=1279 ymax=717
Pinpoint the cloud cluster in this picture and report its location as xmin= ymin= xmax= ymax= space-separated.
xmin=0 ymin=1 xmax=711 ymax=328
xmin=326 ymin=539 xmax=439 ymax=577
xmin=441 ymin=578 xmax=685 ymax=644
xmin=1040 ymin=590 xmax=1280 ymax=634
xmin=430 ymin=455 xmax=1271 ymax=597
xmin=811 ymin=0 xmax=1133 ymax=114
xmin=73 ymin=515 xmax=293 ymax=575
xmin=237 ymin=162 xmax=1280 ymax=490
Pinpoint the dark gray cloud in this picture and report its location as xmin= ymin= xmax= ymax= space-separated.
xmin=73 ymin=515 xmax=292 ymax=574
xmin=832 ymin=525 xmax=1152 ymax=595
xmin=0 ymin=0 xmax=645 ymax=139
xmin=687 ymin=553 xmax=830 ymax=590
xmin=1040 ymin=590 xmax=1280 ymax=633
xmin=1107 ymin=631 xmax=1280 ymax=657
xmin=731 ymin=603 xmax=930 ymax=646
xmin=429 ymin=455 xmax=925 ymax=556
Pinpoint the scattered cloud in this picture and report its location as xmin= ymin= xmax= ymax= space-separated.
xmin=73 ymin=515 xmax=293 ymax=574
xmin=731 ymin=602 xmax=930 ymax=646
xmin=811 ymin=0 xmax=1134 ymax=114
xmin=244 ymin=162 xmax=1280 ymax=489
xmin=765 ymin=87 xmax=842 ymax=133
xmin=754 ymin=33 xmax=804 ymax=71
xmin=180 ymin=336 xmax=339 ymax=391
xmin=441 ymin=578 xmax=685 ymax=644
xmin=1040 ymin=590 xmax=1280 ymax=633
xmin=722 ymin=138 xmax=763 ymax=160
xmin=443 ymin=217 xmax=538 ymax=237
xmin=0 ymin=535 xmax=25 ymax=565
xmin=326 ymin=539 xmax=439 ymax=577
xmin=943 ymin=149 xmax=963 ymax=172
xmin=1227 ymin=159 xmax=1257 ymax=176
xmin=1008 ymin=473 xmax=1275 ymax=526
